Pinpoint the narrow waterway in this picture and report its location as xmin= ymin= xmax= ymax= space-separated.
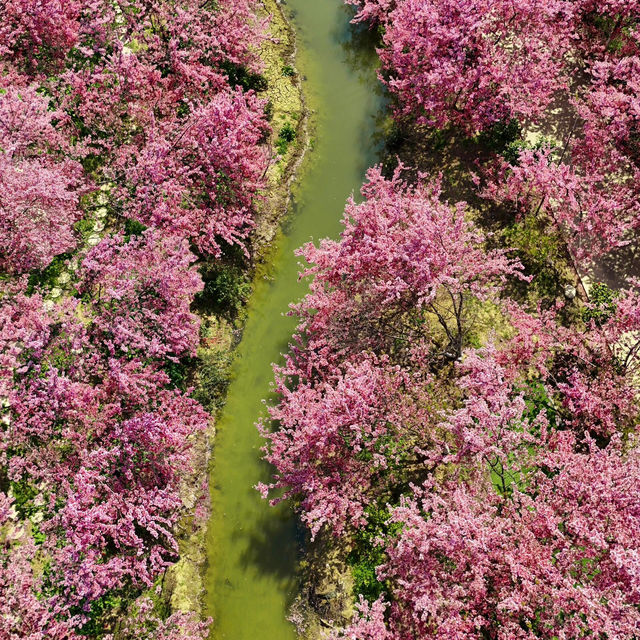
xmin=203 ymin=2 xmax=386 ymax=639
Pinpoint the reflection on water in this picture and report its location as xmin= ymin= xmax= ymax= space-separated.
xmin=204 ymin=2 xmax=387 ymax=639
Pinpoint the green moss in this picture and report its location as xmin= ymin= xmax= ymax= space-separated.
xmin=347 ymin=504 xmax=402 ymax=602
xmin=276 ymin=122 xmax=297 ymax=155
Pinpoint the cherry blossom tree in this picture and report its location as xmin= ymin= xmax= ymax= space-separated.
xmin=115 ymin=597 xmax=209 ymax=640
xmin=0 ymin=87 xmax=84 ymax=274
xmin=0 ymin=493 xmax=82 ymax=640
xmin=323 ymin=271 xmax=640 ymax=638
xmin=328 ymin=288 xmax=640 ymax=639
xmin=1 ymin=287 xmax=209 ymax=621
xmin=348 ymin=0 xmax=640 ymax=259
xmin=0 ymin=0 xmax=270 ymax=633
xmin=0 ymin=0 xmax=81 ymax=77
xmin=78 ymin=230 xmax=203 ymax=359
xmin=260 ymin=167 xmax=523 ymax=537
xmin=360 ymin=441 xmax=640 ymax=640
xmin=112 ymin=89 xmax=269 ymax=256
xmin=288 ymin=166 xmax=522 ymax=373
xmin=372 ymin=0 xmax=574 ymax=133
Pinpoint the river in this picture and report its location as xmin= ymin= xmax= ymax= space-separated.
xmin=203 ymin=2 xmax=386 ymax=638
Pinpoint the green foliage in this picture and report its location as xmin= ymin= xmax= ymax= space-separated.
xmin=48 ymin=342 xmax=75 ymax=374
xmin=221 ymin=61 xmax=268 ymax=92
xmin=521 ymin=379 xmax=559 ymax=432
xmin=26 ymin=252 xmax=73 ymax=294
xmin=9 ymin=479 xmax=39 ymax=518
xmin=347 ymin=504 xmax=401 ymax=601
xmin=177 ymin=100 xmax=191 ymax=118
xmin=124 ymin=217 xmax=147 ymax=241
xmin=197 ymin=262 xmax=251 ymax=318
xmin=74 ymin=215 xmax=95 ymax=238
xmin=276 ymin=122 xmax=296 ymax=155
xmin=489 ymin=380 xmax=558 ymax=497
xmin=164 ymin=357 xmax=195 ymax=390
xmin=193 ymin=347 xmax=233 ymax=412
xmin=77 ymin=590 xmax=125 ymax=637
xmin=583 ymin=282 xmax=618 ymax=326
xmin=31 ymin=521 xmax=46 ymax=545
xmin=281 ymin=64 xmax=296 ymax=77
xmin=583 ymin=13 xmax=628 ymax=53
xmin=474 ymin=118 xmax=521 ymax=156
xmin=264 ymin=100 xmax=274 ymax=121
xmin=503 ymin=215 xmax=562 ymax=300
xmin=80 ymin=153 xmax=105 ymax=174
xmin=501 ymin=135 xmax=556 ymax=166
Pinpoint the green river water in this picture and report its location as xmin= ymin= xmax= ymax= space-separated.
xmin=204 ymin=2 xmax=386 ymax=638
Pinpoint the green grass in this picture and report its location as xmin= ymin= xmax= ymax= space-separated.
xmin=276 ymin=122 xmax=297 ymax=156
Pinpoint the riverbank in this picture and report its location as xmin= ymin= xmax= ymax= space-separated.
xmin=158 ymin=0 xmax=310 ymax=624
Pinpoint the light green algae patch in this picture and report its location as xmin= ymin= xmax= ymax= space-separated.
xmin=253 ymin=0 xmax=309 ymax=252
xmin=260 ymin=0 xmax=304 ymax=174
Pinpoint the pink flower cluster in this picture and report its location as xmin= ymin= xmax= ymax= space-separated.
xmin=1 ymin=0 xmax=269 ymax=636
xmin=263 ymin=170 xmax=640 ymax=638
xmin=350 ymin=0 xmax=640 ymax=261
xmin=260 ymin=4 xmax=640 ymax=634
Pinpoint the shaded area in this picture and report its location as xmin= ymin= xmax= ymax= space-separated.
xmin=589 ymin=238 xmax=640 ymax=291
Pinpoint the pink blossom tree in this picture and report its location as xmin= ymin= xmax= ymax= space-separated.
xmin=1 ymin=290 xmax=209 ymax=618
xmin=260 ymin=167 xmax=523 ymax=537
xmin=0 ymin=0 xmax=270 ymax=635
xmin=0 ymin=87 xmax=84 ymax=274
xmin=112 ymin=89 xmax=269 ymax=256
xmin=373 ymin=0 xmax=574 ymax=133
xmin=78 ymin=230 xmax=203 ymax=360
xmin=288 ymin=166 xmax=522 ymax=373
xmin=329 ymin=280 xmax=640 ymax=639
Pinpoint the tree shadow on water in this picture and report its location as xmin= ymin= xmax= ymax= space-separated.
xmin=333 ymin=4 xmax=382 ymax=79
xmin=328 ymin=5 xmax=390 ymax=188
xmin=235 ymin=456 xmax=306 ymax=608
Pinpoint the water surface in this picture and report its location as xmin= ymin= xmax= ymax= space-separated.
xmin=204 ymin=3 xmax=386 ymax=638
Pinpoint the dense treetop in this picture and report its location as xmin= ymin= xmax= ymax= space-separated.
xmin=260 ymin=3 xmax=640 ymax=639
xmin=0 ymin=0 xmax=269 ymax=636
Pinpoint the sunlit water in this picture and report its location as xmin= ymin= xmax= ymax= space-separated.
xmin=204 ymin=2 xmax=386 ymax=638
